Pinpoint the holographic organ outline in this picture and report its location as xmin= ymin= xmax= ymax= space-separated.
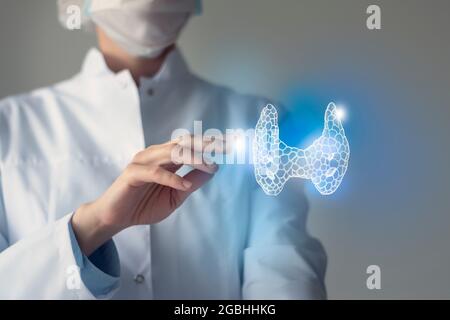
xmin=253 ymin=102 xmax=350 ymax=196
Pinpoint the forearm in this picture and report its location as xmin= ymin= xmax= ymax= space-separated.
xmin=71 ymin=202 xmax=122 ymax=257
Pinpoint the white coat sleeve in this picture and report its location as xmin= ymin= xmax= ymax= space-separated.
xmin=0 ymin=176 xmax=7 ymax=253
xmin=243 ymin=183 xmax=327 ymax=300
xmin=0 ymin=170 xmax=120 ymax=299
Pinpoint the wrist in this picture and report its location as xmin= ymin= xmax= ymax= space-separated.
xmin=71 ymin=202 xmax=121 ymax=256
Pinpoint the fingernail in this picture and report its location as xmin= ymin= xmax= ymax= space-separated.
xmin=183 ymin=180 xmax=192 ymax=189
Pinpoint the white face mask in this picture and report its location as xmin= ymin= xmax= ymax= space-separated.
xmin=87 ymin=0 xmax=198 ymax=58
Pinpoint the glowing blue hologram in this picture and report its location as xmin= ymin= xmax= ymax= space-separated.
xmin=253 ymin=102 xmax=350 ymax=196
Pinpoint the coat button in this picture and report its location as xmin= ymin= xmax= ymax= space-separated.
xmin=134 ymin=274 xmax=145 ymax=284
xmin=147 ymin=88 xmax=154 ymax=96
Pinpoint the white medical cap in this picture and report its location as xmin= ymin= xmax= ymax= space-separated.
xmin=57 ymin=0 xmax=202 ymax=30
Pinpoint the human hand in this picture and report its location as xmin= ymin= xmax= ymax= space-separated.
xmin=72 ymin=135 xmax=223 ymax=255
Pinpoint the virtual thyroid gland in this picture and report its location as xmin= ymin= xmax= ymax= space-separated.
xmin=253 ymin=102 xmax=350 ymax=196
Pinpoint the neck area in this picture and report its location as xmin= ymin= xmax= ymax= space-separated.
xmin=96 ymin=27 xmax=174 ymax=85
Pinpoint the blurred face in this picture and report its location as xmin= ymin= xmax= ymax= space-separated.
xmin=90 ymin=7 xmax=191 ymax=58
xmin=58 ymin=0 xmax=198 ymax=58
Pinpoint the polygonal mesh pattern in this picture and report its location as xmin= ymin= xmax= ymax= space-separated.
xmin=253 ymin=103 xmax=350 ymax=196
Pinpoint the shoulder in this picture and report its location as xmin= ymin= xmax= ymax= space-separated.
xmin=0 ymin=76 xmax=80 ymax=159
xmin=0 ymin=90 xmax=42 ymax=161
xmin=0 ymin=75 xmax=80 ymax=115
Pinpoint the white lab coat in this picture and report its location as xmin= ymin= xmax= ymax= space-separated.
xmin=0 ymin=48 xmax=326 ymax=299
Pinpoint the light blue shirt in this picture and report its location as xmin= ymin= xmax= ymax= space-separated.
xmin=68 ymin=219 xmax=120 ymax=297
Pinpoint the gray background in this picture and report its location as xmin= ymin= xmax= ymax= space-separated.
xmin=1 ymin=0 xmax=450 ymax=299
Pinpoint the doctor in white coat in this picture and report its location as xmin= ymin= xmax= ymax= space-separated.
xmin=0 ymin=0 xmax=327 ymax=299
